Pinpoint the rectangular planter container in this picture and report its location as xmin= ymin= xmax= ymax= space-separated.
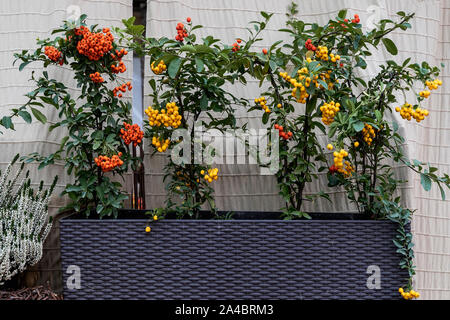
xmin=60 ymin=215 xmax=407 ymax=300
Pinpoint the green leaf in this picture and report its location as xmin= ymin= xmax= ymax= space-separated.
xmin=149 ymin=78 xmax=156 ymax=92
xmin=438 ymin=184 xmax=446 ymax=201
xmin=262 ymin=112 xmax=269 ymax=124
xmin=328 ymin=125 xmax=337 ymax=138
xmin=382 ymin=38 xmax=398 ymax=55
xmin=18 ymin=110 xmax=32 ymax=123
xmin=420 ymin=173 xmax=432 ymax=191
xmin=180 ymin=45 xmax=196 ymax=53
xmin=306 ymin=96 xmax=317 ymax=114
xmin=1 ymin=116 xmax=13 ymax=129
xmin=168 ymin=57 xmax=182 ymax=79
xmin=19 ymin=61 xmax=31 ymax=71
xmin=195 ymin=57 xmax=204 ymax=72
xmin=30 ymin=107 xmax=47 ymax=124
xmin=353 ymin=121 xmax=365 ymax=132
xmin=200 ymin=94 xmax=208 ymax=110
xmin=338 ymin=9 xmax=347 ymax=19
xmin=269 ymin=59 xmax=278 ymax=72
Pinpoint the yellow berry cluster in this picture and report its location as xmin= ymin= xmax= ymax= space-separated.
xmin=419 ymin=78 xmax=443 ymax=98
xmin=395 ymin=103 xmax=429 ymax=123
xmin=151 ymin=60 xmax=167 ymax=74
xmin=340 ymin=160 xmax=354 ymax=177
xmin=425 ymin=79 xmax=442 ymax=90
xmin=280 ymin=66 xmax=335 ymax=103
xmin=362 ymin=123 xmax=375 ymax=145
xmin=201 ymin=168 xmax=218 ymax=183
xmin=419 ymin=90 xmax=431 ymax=98
xmin=145 ymin=102 xmax=182 ymax=128
xmin=279 ymin=71 xmax=309 ymax=104
xmin=254 ymin=97 xmax=271 ymax=113
xmin=399 ymin=288 xmax=420 ymax=300
xmin=320 ymin=101 xmax=340 ymax=125
xmin=333 ymin=149 xmax=348 ymax=170
xmin=333 ymin=149 xmax=354 ymax=177
xmin=152 ymin=136 xmax=170 ymax=152
xmin=315 ymin=46 xmax=329 ymax=61
xmin=329 ymin=53 xmax=341 ymax=63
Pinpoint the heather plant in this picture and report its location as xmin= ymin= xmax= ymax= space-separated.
xmin=0 ymin=155 xmax=56 ymax=285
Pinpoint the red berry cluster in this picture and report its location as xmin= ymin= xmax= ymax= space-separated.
xmin=351 ymin=14 xmax=360 ymax=24
xmin=89 ymin=72 xmax=104 ymax=83
xmin=113 ymin=81 xmax=132 ymax=98
xmin=120 ymin=122 xmax=144 ymax=147
xmin=110 ymin=48 xmax=128 ymax=74
xmin=75 ymin=26 xmax=114 ymax=61
xmin=329 ymin=164 xmax=338 ymax=174
xmin=344 ymin=14 xmax=360 ymax=24
xmin=305 ymin=39 xmax=316 ymax=51
xmin=232 ymin=39 xmax=242 ymax=52
xmin=274 ymin=124 xmax=293 ymax=140
xmin=175 ymin=22 xmax=188 ymax=42
xmin=44 ymin=46 xmax=64 ymax=65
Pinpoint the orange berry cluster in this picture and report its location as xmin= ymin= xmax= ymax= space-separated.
xmin=399 ymin=288 xmax=420 ymax=300
xmin=89 ymin=72 xmax=104 ymax=83
xmin=111 ymin=61 xmax=126 ymax=74
xmin=110 ymin=48 xmax=128 ymax=61
xmin=151 ymin=60 xmax=167 ymax=74
xmin=320 ymin=101 xmax=340 ymax=125
xmin=395 ymin=103 xmax=429 ymax=122
xmin=175 ymin=22 xmax=188 ymax=42
xmin=44 ymin=46 xmax=63 ymax=65
xmin=201 ymin=168 xmax=218 ymax=183
xmin=76 ymin=26 xmax=113 ymax=61
xmin=254 ymin=97 xmax=270 ymax=113
xmin=120 ymin=122 xmax=144 ymax=147
xmin=145 ymin=102 xmax=182 ymax=128
xmin=274 ymin=124 xmax=293 ymax=140
xmin=152 ymin=136 xmax=170 ymax=153
xmin=113 ymin=82 xmax=132 ymax=98
xmin=362 ymin=123 xmax=375 ymax=145
xmin=305 ymin=38 xmax=317 ymax=51
xmin=95 ymin=152 xmax=123 ymax=172
xmin=111 ymin=49 xmax=128 ymax=74
xmin=232 ymin=38 xmax=242 ymax=52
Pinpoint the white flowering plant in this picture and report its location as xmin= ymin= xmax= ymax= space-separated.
xmin=0 ymin=155 xmax=57 ymax=286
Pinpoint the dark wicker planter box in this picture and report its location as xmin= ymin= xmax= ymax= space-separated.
xmin=60 ymin=214 xmax=407 ymax=300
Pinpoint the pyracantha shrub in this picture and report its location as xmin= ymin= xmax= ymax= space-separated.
xmin=14 ymin=15 xmax=143 ymax=217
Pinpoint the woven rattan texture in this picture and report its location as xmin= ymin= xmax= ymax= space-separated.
xmin=60 ymin=220 xmax=407 ymax=300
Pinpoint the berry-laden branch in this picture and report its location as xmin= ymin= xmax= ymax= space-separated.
xmin=14 ymin=15 xmax=144 ymax=217
xmin=120 ymin=15 xmax=272 ymax=218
